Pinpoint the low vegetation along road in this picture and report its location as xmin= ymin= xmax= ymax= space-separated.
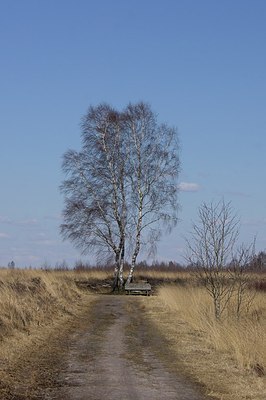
xmin=38 ymin=295 xmax=208 ymax=400
xmin=1 ymin=271 xmax=265 ymax=399
xmin=0 ymin=292 xmax=212 ymax=399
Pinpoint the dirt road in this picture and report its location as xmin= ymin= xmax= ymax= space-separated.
xmin=43 ymin=295 xmax=209 ymax=400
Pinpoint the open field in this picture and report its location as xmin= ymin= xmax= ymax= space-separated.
xmin=143 ymin=286 xmax=266 ymax=400
xmin=0 ymin=267 xmax=264 ymax=399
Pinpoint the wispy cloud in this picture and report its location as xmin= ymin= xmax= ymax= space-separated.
xmin=225 ymin=191 xmax=251 ymax=198
xmin=18 ymin=219 xmax=38 ymax=226
xmin=0 ymin=216 xmax=12 ymax=224
xmin=13 ymin=255 xmax=42 ymax=265
xmin=178 ymin=182 xmax=200 ymax=192
xmin=243 ymin=218 xmax=266 ymax=227
xmin=0 ymin=232 xmax=10 ymax=239
xmin=0 ymin=216 xmax=38 ymax=226
xmin=33 ymin=239 xmax=57 ymax=246
xmin=44 ymin=214 xmax=62 ymax=221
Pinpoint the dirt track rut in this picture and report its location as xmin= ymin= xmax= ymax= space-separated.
xmin=45 ymin=295 xmax=209 ymax=400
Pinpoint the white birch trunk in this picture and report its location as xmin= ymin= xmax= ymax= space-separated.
xmin=118 ymin=258 xmax=124 ymax=287
xmin=112 ymin=251 xmax=120 ymax=291
xmin=127 ymin=193 xmax=142 ymax=284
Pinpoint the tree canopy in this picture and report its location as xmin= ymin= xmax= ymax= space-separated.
xmin=60 ymin=102 xmax=180 ymax=289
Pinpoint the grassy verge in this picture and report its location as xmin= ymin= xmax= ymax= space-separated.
xmin=0 ymin=266 xmax=264 ymax=399
xmin=142 ymin=285 xmax=266 ymax=400
xmin=0 ymin=268 xmax=98 ymax=399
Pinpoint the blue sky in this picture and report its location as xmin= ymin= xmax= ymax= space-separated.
xmin=0 ymin=0 xmax=265 ymax=267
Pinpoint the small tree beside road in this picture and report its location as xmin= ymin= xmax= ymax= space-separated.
xmin=186 ymin=200 xmax=255 ymax=319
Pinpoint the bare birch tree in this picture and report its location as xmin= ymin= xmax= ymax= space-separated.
xmin=230 ymin=241 xmax=256 ymax=318
xmin=186 ymin=200 xmax=256 ymax=319
xmin=123 ymin=103 xmax=180 ymax=283
xmin=60 ymin=104 xmax=127 ymax=290
xmin=186 ymin=200 xmax=239 ymax=319
xmin=60 ymin=102 xmax=180 ymax=288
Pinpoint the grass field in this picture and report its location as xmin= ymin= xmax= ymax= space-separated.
xmin=0 ymin=266 xmax=264 ymax=399
xmin=158 ymin=285 xmax=265 ymax=368
xmin=139 ymin=268 xmax=266 ymax=400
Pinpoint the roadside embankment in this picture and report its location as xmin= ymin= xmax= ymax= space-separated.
xmin=0 ymin=268 xmax=97 ymax=399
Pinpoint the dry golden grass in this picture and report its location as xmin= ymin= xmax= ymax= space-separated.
xmin=158 ymin=286 xmax=266 ymax=369
xmin=0 ymin=266 xmax=264 ymax=399
xmin=134 ymin=268 xmax=191 ymax=281
xmin=0 ymin=268 xmax=99 ymax=353
xmin=0 ymin=267 xmax=100 ymax=398
xmin=133 ymin=267 xmax=266 ymax=294
xmin=0 ymin=266 xmax=115 ymax=347
xmin=143 ymin=284 xmax=266 ymax=400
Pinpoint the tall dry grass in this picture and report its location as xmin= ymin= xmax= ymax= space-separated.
xmin=0 ymin=268 xmax=98 ymax=342
xmin=0 ymin=268 xmax=102 ymax=399
xmin=158 ymin=285 xmax=266 ymax=373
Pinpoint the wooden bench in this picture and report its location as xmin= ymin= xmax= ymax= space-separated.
xmin=125 ymin=282 xmax=151 ymax=296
